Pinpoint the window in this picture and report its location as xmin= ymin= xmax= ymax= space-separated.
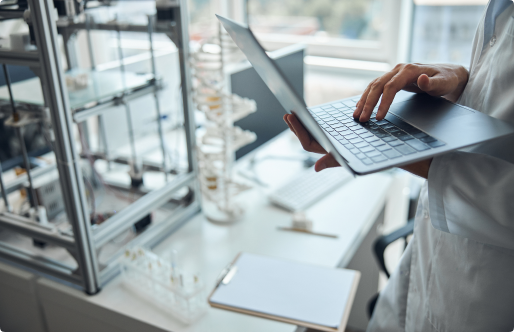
xmin=247 ymin=0 xmax=406 ymax=64
xmin=248 ymin=0 xmax=384 ymax=41
xmin=410 ymin=0 xmax=487 ymax=65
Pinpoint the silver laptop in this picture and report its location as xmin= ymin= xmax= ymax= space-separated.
xmin=216 ymin=15 xmax=514 ymax=175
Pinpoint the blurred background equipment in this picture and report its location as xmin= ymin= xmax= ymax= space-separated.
xmin=0 ymin=0 xmax=199 ymax=295
xmin=192 ymin=25 xmax=257 ymax=223
xmin=120 ymin=247 xmax=207 ymax=324
xmin=230 ymin=44 xmax=305 ymax=160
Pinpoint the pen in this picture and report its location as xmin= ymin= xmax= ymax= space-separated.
xmin=277 ymin=227 xmax=338 ymax=238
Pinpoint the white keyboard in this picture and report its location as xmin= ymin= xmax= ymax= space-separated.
xmin=269 ymin=167 xmax=353 ymax=212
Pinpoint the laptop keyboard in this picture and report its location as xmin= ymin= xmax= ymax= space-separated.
xmin=309 ymin=98 xmax=446 ymax=165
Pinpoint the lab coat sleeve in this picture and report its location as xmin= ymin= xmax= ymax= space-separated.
xmin=428 ymin=151 xmax=514 ymax=250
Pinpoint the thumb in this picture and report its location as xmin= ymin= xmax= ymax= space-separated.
xmin=416 ymin=74 xmax=453 ymax=96
xmin=314 ymin=154 xmax=340 ymax=172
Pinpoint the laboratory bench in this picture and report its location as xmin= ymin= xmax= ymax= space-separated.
xmin=0 ymin=131 xmax=408 ymax=332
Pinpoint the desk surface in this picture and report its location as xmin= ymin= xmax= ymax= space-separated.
xmin=39 ymin=132 xmax=394 ymax=332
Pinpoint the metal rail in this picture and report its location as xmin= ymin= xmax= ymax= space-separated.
xmin=72 ymin=81 xmax=160 ymax=123
xmin=0 ymin=213 xmax=75 ymax=250
xmin=30 ymin=0 xmax=100 ymax=294
xmin=0 ymin=242 xmax=81 ymax=285
xmin=93 ymin=172 xmax=194 ymax=248
xmin=1 ymin=164 xmax=55 ymax=196
xmin=0 ymin=49 xmax=40 ymax=67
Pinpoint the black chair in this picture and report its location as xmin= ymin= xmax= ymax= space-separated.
xmin=367 ymin=188 xmax=420 ymax=318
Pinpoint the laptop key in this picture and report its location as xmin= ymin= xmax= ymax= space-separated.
xmin=395 ymin=144 xmax=416 ymax=155
xmin=371 ymin=155 xmax=388 ymax=163
xmin=375 ymin=120 xmax=389 ymax=126
xmin=344 ymin=133 xmax=358 ymax=140
xmin=419 ymin=136 xmax=437 ymax=143
xmin=365 ymin=150 xmax=382 ymax=158
xmin=360 ymin=132 xmax=374 ymax=139
xmin=361 ymin=158 xmax=374 ymax=165
xmin=348 ymin=148 xmax=360 ymax=154
xmin=428 ymin=140 xmax=446 ymax=148
xmin=350 ymin=138 xmax=364 ymax=144
xmin=398 ymin=134 xmax=415 ymax=141
xmin=388 ymin=140 xmax=404 ymax=147
xmin=412 ymin=132 xmax=428 ymax=139
xmin=355 ymin=153 xmax=367 ymax=160
xmin=382 ymin=136 xmax=396 ymax=142
xmin=360 ymin=146 xmax=375 ymax=153
xmin=377 ymin=145 xmax=392 ymax=152
xmin=389 ymin=129 xmax=403 ymax=135
xmin=383 ymin=149 xmax=402 ymax=159
xmin=371 ymin=140 xmax=385 ymax=147
xmin=405 ymin=139 xmax=430 ymax=151
xmin=364 ymin=135 xmax=379 ymax=142
xmin=375 ymin=132 xmax=389 ymax=138
xmin=354 ymin=142 xmax=369 ymax=148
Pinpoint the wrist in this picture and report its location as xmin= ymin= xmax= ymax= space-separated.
xmin=445 ymin=65 xmax=469 ymax=102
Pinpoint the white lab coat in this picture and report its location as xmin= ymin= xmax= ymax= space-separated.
xmin=367 ymin=1 xmax=514 ymax=331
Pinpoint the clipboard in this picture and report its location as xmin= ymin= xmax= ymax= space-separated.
xmin=208 ymin=252 xmax=360 ymax=332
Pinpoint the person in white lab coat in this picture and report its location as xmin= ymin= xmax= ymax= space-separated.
xmin=284 ymin=0 xmax=514 ymax=330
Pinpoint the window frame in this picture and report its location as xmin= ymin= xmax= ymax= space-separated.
xmin=227 ymin=0 xmax=413 ymax=65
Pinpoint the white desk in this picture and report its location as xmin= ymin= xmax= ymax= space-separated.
xmin=30 ymin=132 xmax=398 ymax=332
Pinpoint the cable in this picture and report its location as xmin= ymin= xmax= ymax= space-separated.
xmin=77 ymin=123 xmax=135 ymax=204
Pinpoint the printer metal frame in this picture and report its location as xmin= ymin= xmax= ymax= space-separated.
xmin=0 ymin=0 xmax=199 ymax=294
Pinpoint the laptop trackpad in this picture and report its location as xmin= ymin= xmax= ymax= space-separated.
xmin=389 ymin=94 xmax=472 ymax=131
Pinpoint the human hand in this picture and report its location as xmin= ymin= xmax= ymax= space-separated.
xmin=353 ymin=63 xmax=469 ymax=122
xmin=283 ymin=114 xmax=340 ymax=172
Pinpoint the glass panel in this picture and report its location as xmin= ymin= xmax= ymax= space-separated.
xmin=189 ymin=0 xmax=217 ymax=40
xmin=248 ymin=0 xmax=385 ymax=42
xmin=410 ymin=4 xmax=486 ymax=65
